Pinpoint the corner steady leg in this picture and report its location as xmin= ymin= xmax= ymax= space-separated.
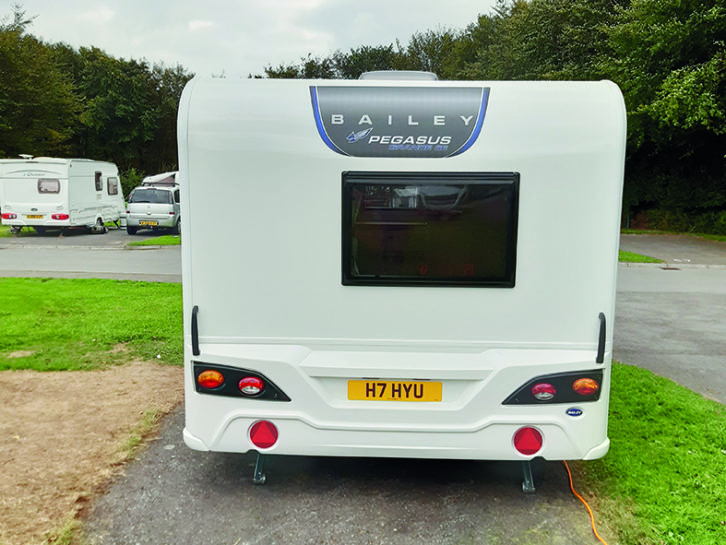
xmin=252 ymin=452 xmax=266 ymax=485
xmin=522 ymin=460 xmax=536 ymax=494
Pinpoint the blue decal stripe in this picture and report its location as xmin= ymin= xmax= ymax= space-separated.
xmin=309 ymin=87 xmax=349 ymax=156
xmin=449 ymin=87 xmax=490 ymax=157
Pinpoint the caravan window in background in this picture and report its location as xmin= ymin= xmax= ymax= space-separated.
xmin=107 ymin=177 xmax=119 ymax=195
xmin=37 ymin=179 xmax=60 ymax=194
xmin=342 ymin=171 xmax=519 ymax=288
xmin=94 ymin=172 xmax=103 ymax=191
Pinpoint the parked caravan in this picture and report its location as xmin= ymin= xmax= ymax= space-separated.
xmin=178 ymin=73 xmax=626 ymax=489
xmin=141 ymin=171 xmax=178 ymax=187
xmin=0 ymin=157 xmax=124 ymax=233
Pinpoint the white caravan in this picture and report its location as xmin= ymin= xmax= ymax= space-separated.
xmin=178 ymin=73 xmax=626 ymax=490
xmin=141 ymin=171 xmax=178 ymax=187
xmin=0 ymin=157 xmax=124 ymax=233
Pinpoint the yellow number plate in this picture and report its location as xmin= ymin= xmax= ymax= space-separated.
xmin=139 ymin=220 xmax=158 ymax=226
xmin=348 ymin=380 xmax=442 ymax=402
xmin=26 ymin=214 xmax=43 ymax=219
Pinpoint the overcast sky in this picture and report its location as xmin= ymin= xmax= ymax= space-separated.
xmin=4 ymin=1 xmax=498 ymax=77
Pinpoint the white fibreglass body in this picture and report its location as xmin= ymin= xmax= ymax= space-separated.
xmin=178 ymin=77 xmax=626 ymax=461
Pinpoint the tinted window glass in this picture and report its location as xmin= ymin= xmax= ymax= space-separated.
xmin=129 ymin=188 xmax=172 ymax=204
xmin=342 ymin=172 xmax=519 ymax=287
xmin=94 ymin=172 xmax=103 ymax=191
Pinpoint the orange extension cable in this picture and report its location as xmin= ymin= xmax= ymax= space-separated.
xmin=562 ymin=461 xmax=609 ymax=545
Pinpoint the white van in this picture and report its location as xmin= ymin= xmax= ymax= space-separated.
xmin=0 ymin=157 xmax=124 ymax=233
xmin=178 ymin=73 xmax=626 ymax=488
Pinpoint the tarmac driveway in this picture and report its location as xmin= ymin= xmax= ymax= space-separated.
xmin=616 ymin=233 xmax=726 ymax=403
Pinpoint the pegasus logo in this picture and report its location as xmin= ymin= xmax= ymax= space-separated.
xmin=346 ymin=128 xmax=373 ymax=143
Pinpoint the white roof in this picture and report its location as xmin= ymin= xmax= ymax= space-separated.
xmin=142 ymin=171 xmax=178 ymax=185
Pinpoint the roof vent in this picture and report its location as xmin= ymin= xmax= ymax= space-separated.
xmin=359 ymin=71 xmax=438 ymax=81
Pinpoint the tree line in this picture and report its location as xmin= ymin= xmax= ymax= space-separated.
xmin=264 ymin=0 xmax=726 ymax=233
xmin=1 ymin=1 xmax=724 ymax=231
xmin=0 ymin=7 xmax=192 ymax=195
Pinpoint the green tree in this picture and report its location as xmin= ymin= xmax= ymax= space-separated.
xmin=396 ymin=29 xmax=464 ymax=79
xmin=332 ymin=44 xmax=404 ymax=79
xmin=264 ymin=53 xmax=335 ymax=78
xmin=466 ymin=0 xmax=623 ymax=81
xmin=0 ymin=7 xmax=79 ymax=157
xmin=72 ymin=48 xmax=159 ymax=168
xmin=607 ymin=0 xmax=726 ymax=214
xmin=145 ymin=63 xmax=194 ymax=172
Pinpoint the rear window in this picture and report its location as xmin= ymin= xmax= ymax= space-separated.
xmin=128 ymin=188 xmax=172 ymax=204
xmin=342 ymin=171 xmax=519 ymax=287
xmin=37 ymin=179 xmax=60 ymax=194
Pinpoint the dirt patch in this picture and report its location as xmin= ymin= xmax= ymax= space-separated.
xmin=0 ymin=362 xmax=184 ymax=545
xmin=7 ymin=350 xmax=36 ymax=358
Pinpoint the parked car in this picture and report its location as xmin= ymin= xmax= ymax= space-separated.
xmin=125 ymin=185 xmax=180 ymax=235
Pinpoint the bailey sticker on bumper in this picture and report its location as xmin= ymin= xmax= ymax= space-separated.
xmin=310 ymin=86 xmax=489 ymax=158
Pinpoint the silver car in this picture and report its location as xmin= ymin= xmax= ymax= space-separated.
xmin=125 ymin=186 xmax=180 ymax=235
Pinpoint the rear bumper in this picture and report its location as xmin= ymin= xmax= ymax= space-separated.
xmin=126 ymin=215 xmax=177 ymax=228
xmin=184 ymin=343 xmax=612 ymax=461
xmin=2 ymin=218 xmax=71 ymax=228
xmin=183 ymin=417 xmax=610 ymax=461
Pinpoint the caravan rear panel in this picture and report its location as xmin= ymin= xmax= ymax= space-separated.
xmin=178 ymin=77 xmax=626 ymax=462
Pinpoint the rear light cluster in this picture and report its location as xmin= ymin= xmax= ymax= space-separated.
xmin=503 ymin=370 xmax=603 ymax=405
xmin=193 ymin=363 xmax=290 ymax=402
xmin=51 ymin=213 xmax=69 ymax=220
xmin=1 ymin=213 xmax=17 ymax=220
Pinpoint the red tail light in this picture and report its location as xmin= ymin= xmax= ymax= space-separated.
xmin=51 ymin=213 xmax=69 ymax=220
xmin=513 ymin=427 xmax=543 ymax=455
xmin=239 ymin=376 xmax=265 ymax=396
xmin=531 ymin=383 xmax=557 ymax=401
xmin=249 ymin=421 xmax=278 ymax=449
xmin=1 ymin=213 xmax=17 ymax=220
xmin=573 ymin=378 xmax=599 ymax=396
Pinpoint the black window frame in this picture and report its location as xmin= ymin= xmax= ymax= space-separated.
xmin=342 ymin=171 xmax=519 ymax=288
xmin=94 ymin=171 xmax=103 ymax=192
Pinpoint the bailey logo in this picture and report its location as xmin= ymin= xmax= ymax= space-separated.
xmin=310 ymin=85 xmax=489 ymax=158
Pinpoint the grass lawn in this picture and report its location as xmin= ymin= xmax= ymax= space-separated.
xmin=581 ymin=363 xmax=726 ymax=545
xmin=127 ymin=234 xmax=181 ymax=246
xmin=618 ymin=250 xmax=664 ymax=263
xmin=0 ymin=225 xmax=35 ymax=237
xmin=622 ymin=229 xmax=726 ymax=243
xmin=0 ymin=278 xmax=182 ymax=370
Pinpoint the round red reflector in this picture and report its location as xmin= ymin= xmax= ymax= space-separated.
xmin=531 ymin=383 xmax=557 ymax=401
xmin=573 ymin=378 xmax=599 ymax=396
xmin=197 ymin=370 xmax=224 ymax=389
xmin=239 ymin=376 xmax=265 ymax=396
xmin=249 ymin=420 xmax=278 ymax=449
xmin=513 ymin=427 xmax=543 ymax=455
